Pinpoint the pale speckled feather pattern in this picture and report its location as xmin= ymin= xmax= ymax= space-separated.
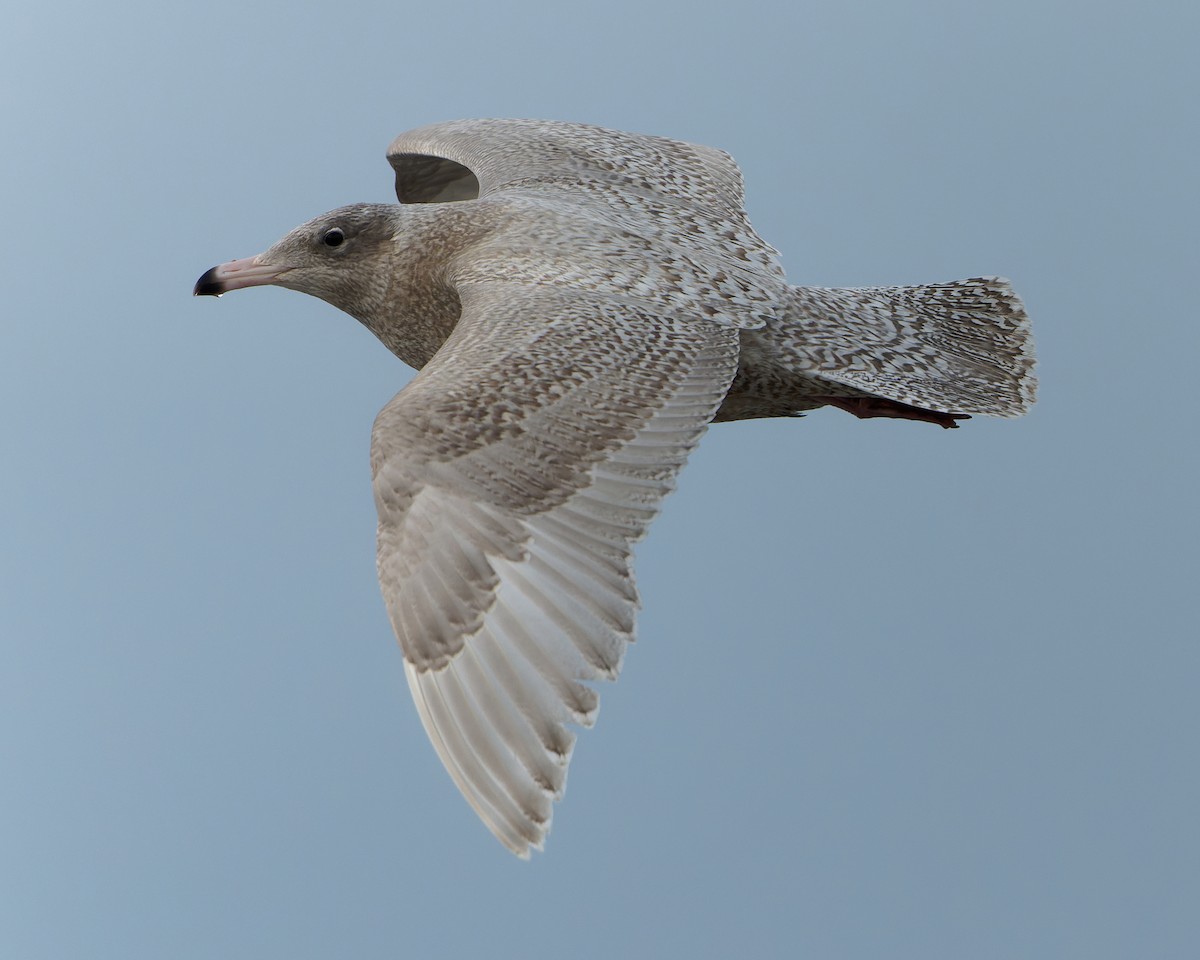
xmin=373 ymin=286 xmax=739 ymax=854
xmin=389 ymin=118 xmax=753 ymax=215
xmin=716 ymin=277 xmax=1037 ymax=421
xmin=195 ymin=117 xmax=1037 ymax=857
xmin=390 ymin=119 xmax=788 ymax=325
xmin=781 ymin=279 xmax=1035 ymax=414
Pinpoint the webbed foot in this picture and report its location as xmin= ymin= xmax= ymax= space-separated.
xmin=814 ymin=396 xmax=971 ymax=429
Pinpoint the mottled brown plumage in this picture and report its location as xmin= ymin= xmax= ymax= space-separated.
xmin=194 ymin=119 xmax=1037 ymax=856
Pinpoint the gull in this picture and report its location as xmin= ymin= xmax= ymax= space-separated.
xmin=195 ymin=118 xmax=1037 ymax=857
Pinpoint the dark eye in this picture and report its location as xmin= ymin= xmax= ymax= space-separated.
xmin=321 ymin=228 xmax=345 ymax=248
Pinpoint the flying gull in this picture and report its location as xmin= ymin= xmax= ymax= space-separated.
xmin=195 ymin=118 xmax=1037 ymax=857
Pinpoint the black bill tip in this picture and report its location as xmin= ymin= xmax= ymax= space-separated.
xmin=194 ymin=266 xmax=224 ymax=297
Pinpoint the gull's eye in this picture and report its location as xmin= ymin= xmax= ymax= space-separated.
xmin=321 ymin=228 xmax=346 ymax=248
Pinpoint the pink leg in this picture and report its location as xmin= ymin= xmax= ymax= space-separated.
xmin=813 ymin=396 xmax=971 ymax=429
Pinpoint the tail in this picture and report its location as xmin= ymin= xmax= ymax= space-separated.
xmin=776 ymin=277 xmax=1037 ymax=417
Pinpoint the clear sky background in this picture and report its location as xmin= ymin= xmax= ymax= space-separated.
xmin=2 ymin=1 xmax=1197 ymax=957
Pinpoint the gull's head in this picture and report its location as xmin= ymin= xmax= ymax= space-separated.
xmin=194 ymin=203 xmax=399 ymax=319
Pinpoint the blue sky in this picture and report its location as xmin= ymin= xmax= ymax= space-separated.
xmin=2 ymin=1 xmax=1197 ymax=957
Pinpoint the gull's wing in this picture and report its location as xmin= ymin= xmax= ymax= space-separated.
xmin=371 ymin=281 xmax=739 ymax=856
xmin=386 ymin=118 xmax=786 ymax=289
xmin=388 ymin=118 xmax=749 ymax=212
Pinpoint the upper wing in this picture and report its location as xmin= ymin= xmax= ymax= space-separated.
xmin=388 ymin=118 xmax=749 ymax=212
xmin=386 ymin=119 xmax=786 ymax=294
xmin=371 ymin=281 xmax=739 ymax=856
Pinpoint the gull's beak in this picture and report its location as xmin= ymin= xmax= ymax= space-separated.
xmin=194 ymin=255 xmax=288 ymax=296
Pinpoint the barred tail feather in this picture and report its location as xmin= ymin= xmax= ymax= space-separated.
xmin=781 ymin=277 xmax=1037 ymax=417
